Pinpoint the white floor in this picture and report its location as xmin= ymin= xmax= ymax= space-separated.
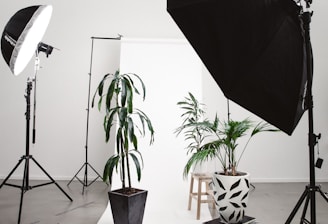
xmin=97 ymin=200 xmax=213 ymax=224
xmin=1 ymin=180 xmax=327 ymax=223
xmin=97 ymin=183 xmax=328 ymax=224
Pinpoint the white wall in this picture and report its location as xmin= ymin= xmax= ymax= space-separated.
xmin=0 ymin=0 xmax=328 ymax=185
xmin=115 ymin=39 xmax=204 ymax=220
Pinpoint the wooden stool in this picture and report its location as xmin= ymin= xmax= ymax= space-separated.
xmin=188 ymin=173 xmax=215 ymax=219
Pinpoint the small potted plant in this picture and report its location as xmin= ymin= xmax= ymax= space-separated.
xmin=92 ymin=70 xmax=154 ymax=224
xmin=176 ymin=93 xmax=277 ymax=223
xmin=196 ymin=118 xmax=277 ymax=223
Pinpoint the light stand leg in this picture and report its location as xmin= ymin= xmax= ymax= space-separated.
xmin=1 ymin=155 xmax=73 ymax=224
xmin=31 ymin=157 xmax=73 ymax=200
xmin=318 ymin=187 xmax=328 ymax=203
xmin=286 ymin=185 xmax=328 ymax=224
xmin=67 ymin=162 xmax=103 ymax=194
xmin=0 ymin=157 xmax=24 ymax=189
xmin=18 ymin=158 xmax=28 ymax=224
xmin=301 ymin=191 xmax=311 ymax=223
xmin=285 ymin=188 xmax=308 ymax=223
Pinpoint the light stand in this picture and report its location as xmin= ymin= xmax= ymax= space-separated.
xmin=285 ymin=1 xmax=328 ymax=223
xmin=0 ymin=51 xmax=73 ymax=224
xmin=0 ymin=5 xmax=73 ymax=224
xmin=67 ymin=36 xmax=121 ymax=194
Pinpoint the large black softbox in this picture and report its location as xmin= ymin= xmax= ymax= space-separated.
xmin=167 ymin=0 xmax=308 ymax=135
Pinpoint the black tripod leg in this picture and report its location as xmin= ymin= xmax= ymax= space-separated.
xmin=82 ymin=165 xmax=88 ymax=195
xmin=318 ymin=188 xmax=328 ymax=203
xmin=300 ymin=193 xmax=311 ymax=224
xmin=0 ymin=157 xmax=24 ymax=188
xmin=67 ymin=163 xmax=86 ymax=186
xmin=18 ymin=158 xmax=29 ymax=224
xmin=87 ymin=163 xmax=103 ymax=180
xmin=68 ymin=162 xmax=105 ymax=194
xmin=285 ymin=188 xmax=309 ymax=224
xmin=31 ymin=157 xmax=73 ymax=201
xmin=81 ymin=163 xmax=105 ymax=194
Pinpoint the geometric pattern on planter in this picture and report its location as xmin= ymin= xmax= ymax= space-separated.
xmin=212 ymin=172 xmax=250 ymax=224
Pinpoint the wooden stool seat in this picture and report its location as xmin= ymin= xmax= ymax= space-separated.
xmin=188 ymin=172 xmax=215 ymax=220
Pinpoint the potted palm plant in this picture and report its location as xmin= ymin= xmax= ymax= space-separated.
xmin=92 ymin=70 xmax=154 ymax=224
xmin=195 ymin=118 xmax=276 ymax=223
xmin=176 ymin=93 xmax=277 ymax=223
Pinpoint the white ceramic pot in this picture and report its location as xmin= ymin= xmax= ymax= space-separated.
xmin=212 ymin=172 xmax=250 ymax=223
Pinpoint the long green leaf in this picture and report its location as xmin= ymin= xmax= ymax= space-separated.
xmin=92 ymin=73 xmax=110 ymax=109
xmin=103 ymin=155 xmax=120 ymax=184
xmin=119 ymin=107 xmax=128 ymax=127
xmin=121 ymin=78 xmax=127 ymax=107
xmin=136 ymin=109 xmax=155 ymax=144
xmin=128 ymin=73 xmax=146 ymax=100
xmin=104 ymin=108 xmax=119 ymax=142
xmin=105 ymin=80 xmax=116 ymax=111
xmin=129 ymin=151 xmax=143 ymax=182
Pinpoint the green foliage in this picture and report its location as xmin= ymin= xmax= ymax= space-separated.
xmin=92 ymin=70 xmax=154 ymax=190
xmin=175 ymin=92 xmax=213 ymax=154
xmin=177 ymin=93 xmax=279 ymax=178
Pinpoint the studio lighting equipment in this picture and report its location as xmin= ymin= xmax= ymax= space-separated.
xmin=38 ymin=42 xmax=54 ymax=57
xmin=1 ymin=5 xmax=52 ymax=76
xmin=67 ymin=36 xmax=121 ymax=194
xmin=167 ymin=0 xmax=328 ymax=223
xmin=0 ymin=5 xmax=72 ymax=224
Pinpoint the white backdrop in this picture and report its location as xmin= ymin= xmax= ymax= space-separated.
xmin=98 ymin=37 xmax=328 ymax=224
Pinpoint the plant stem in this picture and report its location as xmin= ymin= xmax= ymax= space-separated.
xmin=120 ymin=140 xmax=126 ymax=189
xmin=236 ymin=136 xmax=252 ymax=168
xmin=232 ymin=165 xmax=237 ymax=176
xmin=126 ymin=150 xmax=132 ymax=190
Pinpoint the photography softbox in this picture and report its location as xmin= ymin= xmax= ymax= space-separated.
xmin=167 ymin=0 xmax=308 ymax=135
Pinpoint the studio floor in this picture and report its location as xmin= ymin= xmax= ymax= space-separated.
xmin=0 ymin=180 xmax=327 ymax=224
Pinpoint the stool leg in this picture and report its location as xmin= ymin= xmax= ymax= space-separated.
xmin=196 ymin=179 xmax=202 ymax=220
xmin=188 ymin=175 xmax=194 ymax=210
xmin=206 ymin=180 xmax=215 ymax=208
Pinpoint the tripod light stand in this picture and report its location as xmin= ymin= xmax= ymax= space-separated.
xmin=0 ymin=5 xmax=73 ymax=224
xmin=67 ymin=36 xmax=121 ymax=194
xmin=285 ymin=2 xmax=328 ymax=223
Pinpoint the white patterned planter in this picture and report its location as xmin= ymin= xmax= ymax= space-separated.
xmin=212 ymin=172 xmax=250 ymax=223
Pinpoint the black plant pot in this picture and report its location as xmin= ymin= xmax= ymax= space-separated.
xmin=108 ymin=188 xmax=148 ymax=224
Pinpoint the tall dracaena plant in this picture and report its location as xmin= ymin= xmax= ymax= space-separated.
xmin=92 ymin=70 xmax=154 ymax=192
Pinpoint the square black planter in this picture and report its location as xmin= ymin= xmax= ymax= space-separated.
xmin=108 ymin=188 xmax=148 ymax=224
